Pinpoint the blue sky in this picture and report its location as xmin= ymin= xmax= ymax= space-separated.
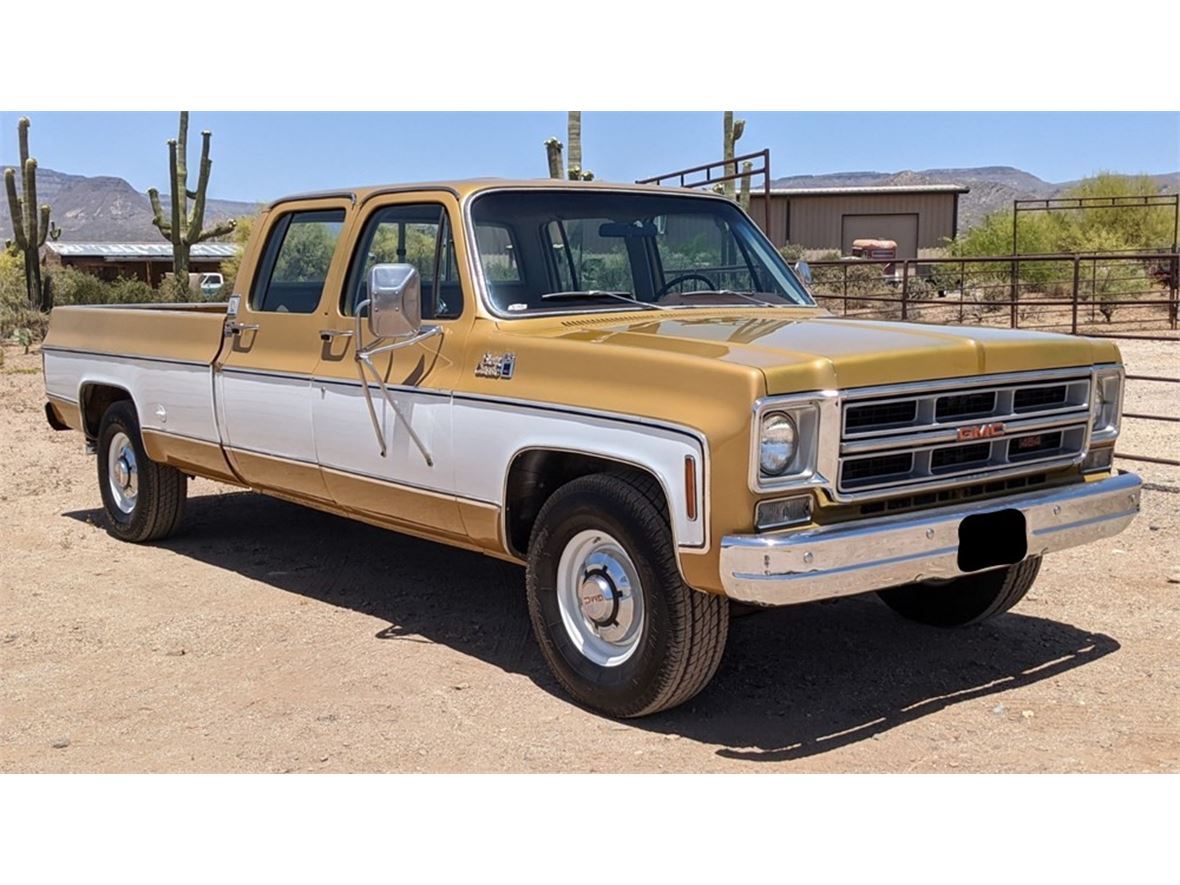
xmin=2 ymin=111 xmax=1177 ymax=204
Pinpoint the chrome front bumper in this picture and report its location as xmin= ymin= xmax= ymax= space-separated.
xmin=720 ymin=472 xmax=1142 ymax=606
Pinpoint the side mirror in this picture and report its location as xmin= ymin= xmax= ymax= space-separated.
xmin=793 ymin=260 xmax=813 ymax=285
xmin=367 ymin=264 xmax=422 ymax=339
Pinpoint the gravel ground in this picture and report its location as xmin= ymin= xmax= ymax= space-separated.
xmin=2 ymin=341 xmax=1177 ymax=773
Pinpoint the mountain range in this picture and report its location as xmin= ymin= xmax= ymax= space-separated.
xmin=2 ymin=165 xmax=1177 ymax=243
xmin=0 ymin=166 xmax=257 ymax=243
xmin=769 ymin=166 xmax=1179 ymax=230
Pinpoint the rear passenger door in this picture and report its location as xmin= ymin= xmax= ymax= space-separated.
xmin=214 ymin=199 xmax=351 ymax=500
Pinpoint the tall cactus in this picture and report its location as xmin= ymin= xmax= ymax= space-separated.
xmin=722 ymin=111 xmax=746 ymax=200
xmin=544 ymin=137 xmax=565 ymax=179
xmin=738 ymin=160 xmax=753 ymax=212
xmin=4 ymin=117 xmax=60 ymax=311
xmin=542 ymin=112 xmax=594 ymax=181
xmin=147 ymin=112 xmax=235 ymax=287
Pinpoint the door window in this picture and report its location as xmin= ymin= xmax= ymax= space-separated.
xmin=251 ymin=209 xmax=346 ymax=313
xmin=343 ymin=204 xmax=463 ymax=319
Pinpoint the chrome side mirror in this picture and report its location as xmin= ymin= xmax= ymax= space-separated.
xmin=794 ymin=260 xmax=813 ymax=285
xmin=368 ymin=264 xmax=422 ymax=339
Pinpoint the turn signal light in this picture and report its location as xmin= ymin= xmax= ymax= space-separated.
xmin=755 ymin=495 xmax=812 ymax=531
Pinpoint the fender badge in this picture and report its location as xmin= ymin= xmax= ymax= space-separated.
xmin=957 ymin=422 xmax=1005 ymax=441
xmin=475 ymin=352 xmax=516 ymax=380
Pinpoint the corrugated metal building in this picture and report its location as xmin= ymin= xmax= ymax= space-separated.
xmin=44 ymin=242 xmax=235 ymax=287
xmin=746 ymin=184 xmax=969 ymax=258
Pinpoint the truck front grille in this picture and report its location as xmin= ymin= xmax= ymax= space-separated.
xmin=837 ymin=371 xmax=1091 ymax=496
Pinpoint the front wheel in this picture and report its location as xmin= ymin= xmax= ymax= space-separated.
xmin=97 ymin=401 xmax=187 ymax=543
xmin=876 ymin=556 xmax=1041 ymax=627
xmin=526 ymin=473 xmax=728 ymax=718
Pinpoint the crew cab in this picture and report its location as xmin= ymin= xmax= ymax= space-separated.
xmin=41 ymin=179 xmax=1142 ymax=717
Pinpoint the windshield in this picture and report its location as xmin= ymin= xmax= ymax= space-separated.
xmin=470 ymin=190 xmax=813 ymax=315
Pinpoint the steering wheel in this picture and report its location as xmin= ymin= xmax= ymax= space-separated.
xmin=655 ymin=272 xmax=718 ymax=298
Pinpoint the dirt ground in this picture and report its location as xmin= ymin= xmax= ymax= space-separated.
xmin=2 ymin=341 xmax=1177 ymax=773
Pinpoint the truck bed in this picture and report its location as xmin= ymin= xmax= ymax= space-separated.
xmin=43 ymin=302 xmax=229 ymax=365
xmin=42 ymin=302 xmax=233 ymax=480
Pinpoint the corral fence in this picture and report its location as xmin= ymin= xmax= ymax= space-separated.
xmin=805 ymin=250 xmax=1180 ymax=467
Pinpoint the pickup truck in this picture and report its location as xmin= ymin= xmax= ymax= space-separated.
xmin=41 ymin=179 xmax=1142 ymax=717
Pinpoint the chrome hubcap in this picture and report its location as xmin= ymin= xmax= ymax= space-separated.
xmin=556 ymin=530 xmax=645 ymax=667
xmin=107 ymin=431 xmax=138 ymax=514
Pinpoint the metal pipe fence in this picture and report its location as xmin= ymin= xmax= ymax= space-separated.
xmin=805 ymin=252 xmax=1179 ymax=336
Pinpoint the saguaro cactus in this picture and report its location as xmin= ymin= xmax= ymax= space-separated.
xmin=542 ymin=112 xmax=594 ymax=181
xmin=148 ymin=112 xmax=235 ymax=287
xmin=722 ymin=111 xmax=746 ymax=200
xmin=738 ymin=160 xmax=753 ymax=212
xmin=544 ymin=137 xmax=565 ymax=179
xmin=4 ymin=117 xmax=60 ymax=310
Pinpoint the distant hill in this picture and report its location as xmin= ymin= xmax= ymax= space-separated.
xmin=770 ymin=166 xmax=1180 ymax=231
xmin=4 ymin=165 xmax=1177 ymax=243
xmin=0 ymin=167 xmax=258 ymax=243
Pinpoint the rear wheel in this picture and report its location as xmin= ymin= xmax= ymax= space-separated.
xmin=97 ymin=401 xmax=187 ymax=543
xmin=876 ymin=557 xmax=1041 ymax=627
xmin=526 ymin=473 xmax=728 ymax=718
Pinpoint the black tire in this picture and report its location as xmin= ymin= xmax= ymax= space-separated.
xmin=876 ymin=556 xmax=1041 ymax=627
xmin=526 ymin=472 xmax=728 ymax=718
xmin=96 ymin=400 xmax=187 ymax=543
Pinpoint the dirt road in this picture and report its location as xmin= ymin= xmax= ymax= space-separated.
xmin=2 ymin=343 xmax=1177 ymax=772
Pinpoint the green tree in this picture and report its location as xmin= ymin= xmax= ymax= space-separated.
xmin=219 ymin=214 xmax=256 ymax=291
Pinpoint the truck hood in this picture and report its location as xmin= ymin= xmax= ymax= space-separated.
xmin=548 ymin=311 xmax=1119 ymax=392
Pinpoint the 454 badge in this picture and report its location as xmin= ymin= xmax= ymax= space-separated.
xmin=475 ymin=352 xmax=516 ymax=379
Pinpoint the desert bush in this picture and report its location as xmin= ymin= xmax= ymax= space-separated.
xmin=0 ymin=250 xmax=44 ymax=340
xmin=778 ymin=242 xmax=805 ymax=263
xmin=947 ymin=173 xmax=1174 ymax=322
xmin=47 ymin=266 xmax=113 ymax=305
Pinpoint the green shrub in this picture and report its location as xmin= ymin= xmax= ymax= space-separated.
xmin=947 ymin=173 xmax=1175 ymax=321
xmin=778 ymin=242 xmax=805 ymax=262
xmin=47 ymin=266 xmax=113 ymax=305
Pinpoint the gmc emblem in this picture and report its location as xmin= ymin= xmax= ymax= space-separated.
xmin=957 ymin=422 xmax=1006 ymax=441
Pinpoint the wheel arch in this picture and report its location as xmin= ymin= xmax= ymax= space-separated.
xmin=79 ymin=381 xmax=136 ymax=440
xmin=502 ymin=446 xmax=681 ymax=561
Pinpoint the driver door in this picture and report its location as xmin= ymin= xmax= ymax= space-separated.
xmin=310 ymin=193 xmax=471 ymax=538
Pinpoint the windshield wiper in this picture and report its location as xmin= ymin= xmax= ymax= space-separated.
xmin=540 ymin=290 xmax=669 ymax=311
xmin=665 ymin=289 xmax=777 ymax=307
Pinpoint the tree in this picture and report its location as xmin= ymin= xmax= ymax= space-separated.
xmin=219 ymin=214 xmax=256 ymax=291
xmin=147 ymin=112 xmax=236 ymax=289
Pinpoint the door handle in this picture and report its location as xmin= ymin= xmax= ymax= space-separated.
xmin=320 ymin=329 xmax=354 ymax=341
xmin=225 ymin=321 xmax=260 ymax=337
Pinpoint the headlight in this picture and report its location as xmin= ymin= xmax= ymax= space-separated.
xmin=760 ymin=412 xmax=798 ymax=476
xmin=1090 ymin=366 xmax=1123 ymax=444
xmin=750 ymin=399 xmax=824 ymax=490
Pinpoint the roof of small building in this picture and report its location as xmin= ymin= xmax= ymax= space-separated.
xmin=45 ymin=242 xmax=237 ymax=260
xmin=761 ymin=184 xmax=970 ymax=197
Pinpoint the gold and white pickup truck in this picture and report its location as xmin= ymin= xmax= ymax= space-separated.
xmin=42 ymin=179 xmax=1141 ymax=717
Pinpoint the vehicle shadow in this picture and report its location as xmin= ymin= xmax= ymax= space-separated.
xmin=65 ymin=490 xmax=1120 ymax=763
